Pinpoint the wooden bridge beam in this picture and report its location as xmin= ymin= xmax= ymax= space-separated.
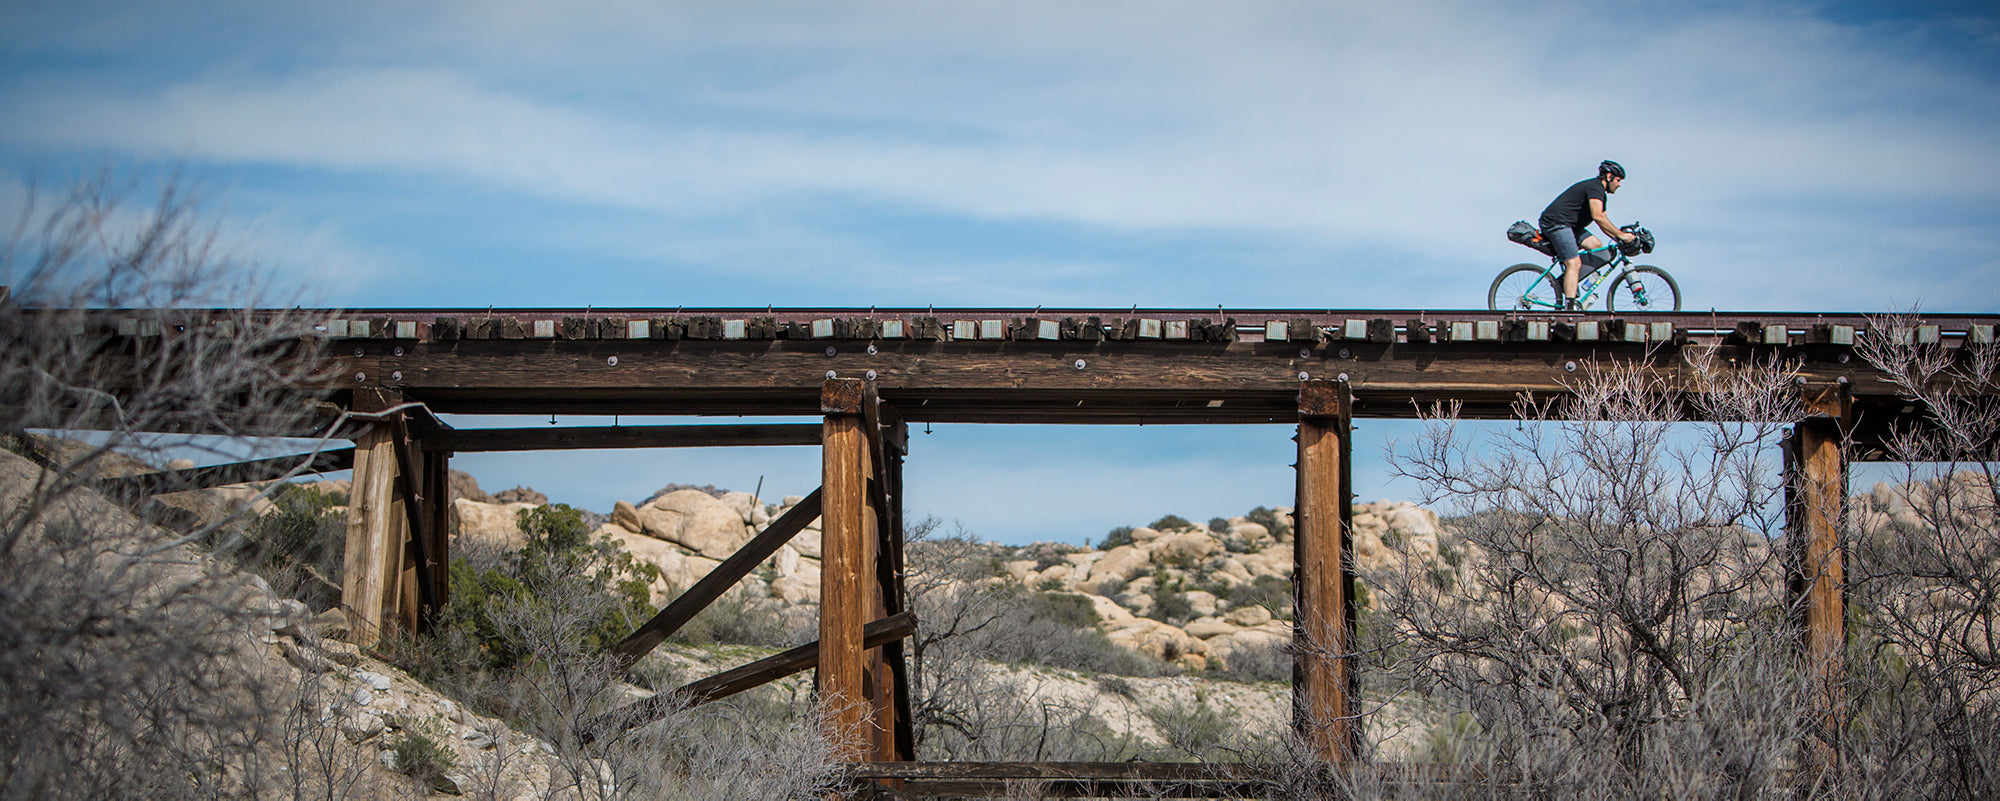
xmin=341 ymin=392 xmax=407 ymax=646
xmin=1294 ymin=378 xmax=1358 ymax=767
xmin=1786 ymin=382 xmax=1851 ymax=768
xmin=820 ymin=377 xmax=896 ymax=763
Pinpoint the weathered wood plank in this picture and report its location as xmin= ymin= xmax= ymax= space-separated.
xmin=588 ymin=611 xmax=914 ymax=741
xmin=342 ymin=424 xmax=403 ymax=647
xmin=425 ymin=424 xmax=821 ymax=452
xmin=97 ymin=447 xmax=354 ymax=496
xmin=1787 ymin=384 xmax=1849 ymax=771
xmin=821 ymin=378 xmax=871 ymax=761
xmin=1295 ymin=378 xmax=1356 ymax=767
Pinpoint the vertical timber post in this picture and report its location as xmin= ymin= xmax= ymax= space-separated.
xmin=866 ymin=388 xmax=918 ymax=762
xmin=1786 ymin=382 xmax=1850 ymax=768
xmin=820 ymin=377 xmax=882 ymax=763
xmin=423 ymin=446 xmax=452 ymax=623
xmin=1295 ymin=377 xmax=1358 ymax=767
xmin=342 ymin=389 xmax=408 ymax=647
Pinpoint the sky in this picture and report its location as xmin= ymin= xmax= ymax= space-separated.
xmin=4 ymin=1 xmax=1997 ymax=544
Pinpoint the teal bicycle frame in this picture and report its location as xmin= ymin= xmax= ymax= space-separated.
xmin=1524 ymin=241 xmax=1631 ymax=311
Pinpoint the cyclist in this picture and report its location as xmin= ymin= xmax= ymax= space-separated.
xmin=1540 ymin=160 xmax=1638 ymax=309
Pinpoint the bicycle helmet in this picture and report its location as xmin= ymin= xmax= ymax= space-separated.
xmin=1599 ymin=160 xmax=1626 ymax=179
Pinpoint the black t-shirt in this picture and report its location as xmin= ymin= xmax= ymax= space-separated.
xmin=1539 ymin=177 xmax=1606 ymax=232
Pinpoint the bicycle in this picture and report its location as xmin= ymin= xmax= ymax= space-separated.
xmin=1488 ymin=222 xmax=1680 ymax=312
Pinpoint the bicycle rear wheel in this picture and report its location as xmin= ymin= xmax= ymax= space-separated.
xmin=1489 ymin=263 xmax=1555 ymax=312
xmin=1606 ymin=265 xmax=1680 ymax=312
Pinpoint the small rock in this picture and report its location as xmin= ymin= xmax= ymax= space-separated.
xmin=280 ymin=640 xmax=334 ymax=674
xmin=612 ymin=500 xmax=643 ymax=533
xmin=272 ymin=598 xmax=310 ymax=626
xmin=350 ymin=687 xmax=374 ymax=706
xmin=320 ymin=640 xmax=364 ymax=667
xmin=1226 ymin=605 xmax=1274 ymax=627
xmin=356 ymin=671 xmax=393 ymax=692
xmin=309 ymin=608 xmax=352 ymax=642
xmin=338 ymin=711 xmax=384 ymax=743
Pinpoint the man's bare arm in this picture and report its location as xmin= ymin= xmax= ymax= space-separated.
xmin=1589 ymin=198 xmax=1633 ymax=242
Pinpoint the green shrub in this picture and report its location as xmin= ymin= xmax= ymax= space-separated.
xmin=1098 ymin=526 xmax=1135 ymax=550
xmin=387 ymin=714 xmax=459 ymax=791
xmin=1149 ymin=590 xmax=1194 ymax=625
xmin=1031 ymin=592 xmax=1101 ymax=630
xmin=1225 ymin=575 xmax=1294 ymax=620
xmin=1148 ymin=514 xmax=1193 ymax=532
xmin=1208 ymin=517 xmax=1230 ymax=534
xmin=439 ymin=503 xmax=660 ymax=668
xmin=242 ymin=483 xmax=347 ymax=610
xmin=1144 ymin=694 xmax=1235 ymax=760
xmin=670 ymin=586 xmax=789 ymax=647
xmin=1245 ymin=506 xmax=1292 ymax=540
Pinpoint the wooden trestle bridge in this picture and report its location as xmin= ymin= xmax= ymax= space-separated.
xmin=82 ymin=306 xmax=2000 ymax=796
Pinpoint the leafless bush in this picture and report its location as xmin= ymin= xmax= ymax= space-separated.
xmin=1844 ymin=313 xmax=2000 ymax=797
xmin=904 ymin=518 xmax=1153 ymax=761
xmin=1365 ymin=352 xmax=1811 ymax=796
xmin=0 ymin=170 xmax=337 ymax=797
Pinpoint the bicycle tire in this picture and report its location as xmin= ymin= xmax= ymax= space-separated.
xmin=1606 ymin=265 xmax=1680 ymax=313
xmin=1489 ymin=263 xmax=1555 ymax=312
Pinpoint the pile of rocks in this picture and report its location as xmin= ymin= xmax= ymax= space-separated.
xmin=451 ymin=490 xmax=1461 ymax=673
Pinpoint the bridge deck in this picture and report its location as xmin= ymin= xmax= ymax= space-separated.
xmin=300 ymin=308 xmax=1997 ymax=439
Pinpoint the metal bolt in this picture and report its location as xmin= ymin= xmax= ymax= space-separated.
xmin=1298 ymin=372 xmax=1310 ymax=381
xmin=825 ymin=346 xmax=837 ymax=357
xmin=825 ymin=370 xmax=837 ymax=379
xmin=393 ymin=346 xmax=405 ymax=357
xmin=391 ymin=371 xmax=402 ymax=382
xmin=354 ymin=347 xmax=364 ymax=357
xmin=1838 ymin=353 xmax=1851 ymax=364
xmin=607 ymin=356 xmax=618 ymax=366
xmin=1837 ymin=376 xmax=1851 ymax=386
xmin=1299 ymin=348 xmax=1312 ymax=359
xmin=1795 ymin=376 xmax=1808 ymax=386
xmin=866 ymin=344 xmax=878 ymax=355
xmin=354 ymin=372 xmax=366 ymax=382
xmin=1338 ymin=347 xmax=1351 ymax=359
xmin=1075 ymin=359 xmax=1087 ymax=370
xmin=1564 ymin=361 xmax=1577 ymax=373
xmin=1337 ymin=373 xmax=1350 ymax=383
xmin=865 ymin=369 xmax=878 ymax=380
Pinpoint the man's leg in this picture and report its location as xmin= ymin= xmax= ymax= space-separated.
xmin=1545 ymin=226 xmax=1584 ymax=304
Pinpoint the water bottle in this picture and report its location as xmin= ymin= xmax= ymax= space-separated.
xmin=1579 ymin=273 xmax=1602 ymax=297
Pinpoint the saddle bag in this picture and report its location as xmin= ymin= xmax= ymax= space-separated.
xmin=1505 ymin=220 xmax=1552 ymax=256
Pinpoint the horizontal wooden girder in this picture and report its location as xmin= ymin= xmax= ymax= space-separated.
xmin=336 ymin=338 xmax=1914 ymax=424
xmin=424 ymin=423 xmax=820 ymax=452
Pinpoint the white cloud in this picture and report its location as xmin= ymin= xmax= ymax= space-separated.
xmin=3 ymin=0 xmax=1996 ymax=311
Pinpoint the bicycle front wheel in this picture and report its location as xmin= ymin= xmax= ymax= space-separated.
xmin=1606 ymin=265 xmax=1681 ymax=312
xmin=1489 ymin=263 xmax=1555 ymax=312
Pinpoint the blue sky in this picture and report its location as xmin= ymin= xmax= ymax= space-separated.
xmin=5 ymin=1 xmax=1997 ymax=543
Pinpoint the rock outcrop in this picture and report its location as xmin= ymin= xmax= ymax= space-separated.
xmin=449 ymin=489 xmax=1464 ymax=673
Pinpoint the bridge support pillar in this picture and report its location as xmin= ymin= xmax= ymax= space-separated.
xmin=819 ymin=378 xmax=896 ymax=764
xmin=340 ymin=389 xmax=447 ymax=646
xmin=1785 ymin=382 xmax=1850 ymax=769
xmin=1294 ymin=378 xmax=1357 ymax=767
xmin=342 ymin=390 xmax=408 ymax=646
